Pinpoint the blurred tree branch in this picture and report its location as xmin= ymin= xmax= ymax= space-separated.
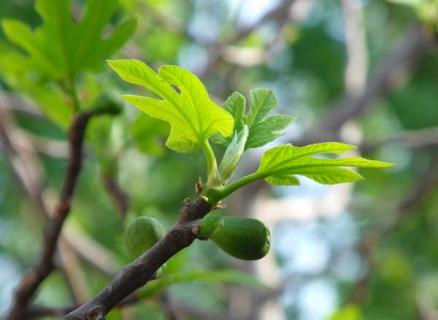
xmin=0 ymin=97 xmax=89 ymax=302
xmin=101 ymin=171 xmax=130 ymax=219
xmin=23 ymin=294 xmax=139 ymax=319
xmin=360 ymin=127 xmax=438 ymax=152
xmin=351 ymin=152 xmax=438 ymax=304
xmin=295 ymin=25 xmax=437 ymax=145
xmin=24 ymin=294 xmax=219 ymax=319
xmin=201 ymin=0 xmax=297 ymax=77
xmin=341 ymin=0 xmax=368 ymax=93
xmin=5 ymin=104 xmax=121 ymax=320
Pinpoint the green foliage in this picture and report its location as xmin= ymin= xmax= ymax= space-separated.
xmin=0 ymin=0 xmax=404 ymax=319
xmin=1 ymin=0 xmax=136 ymax=80
xmin=108 ymin=59 xmax=234 ymax=153
xmin=108 ymin=58 xmax=392 ymax=202
xmin=0 ymin=0 xmax=135 ymax=129
xmin=214 ymin=89 xmax=293 ymax=149
xmin=257 ymin=143 xmax=393 ymax=186
xmin=388 ymin=0 xmax=438 ymax=31
xmin=330 ymin=305 xmax=361 ymax=320
xmin=140 ymin=269 xmax=265 ymax=298
xmin=0 ymin=43 xmax=72 ymax=127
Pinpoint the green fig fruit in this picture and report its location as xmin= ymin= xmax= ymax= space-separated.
xmin=125 ymin=216 xmax=165 ymax=259
xmin=199 ymin=214 xmax=270 ymax=260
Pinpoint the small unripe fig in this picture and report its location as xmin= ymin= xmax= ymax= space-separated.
xmin=125 ymin=216 xmax=165 ymax=259
xmin=199 ymin=214 xmax=271 ymax=260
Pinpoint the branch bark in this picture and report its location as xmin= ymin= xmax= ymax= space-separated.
xmin=64 ymin=198 xmax=211 ymax=319
xmin=101 ymin=171 xmax=130 ymax=219
xmin=6 ymin=106 xmax=120 ymax=320
xmin=0 ymin=95 xmax=121 ymax=279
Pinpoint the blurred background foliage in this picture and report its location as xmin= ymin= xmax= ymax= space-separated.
xmin=0 ymin=0 xmax=437 ymax=319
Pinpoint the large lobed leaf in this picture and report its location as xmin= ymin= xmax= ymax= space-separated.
xmin=258 ymin=142 xmax=394 ymax=185
xmin=215 ymin=89 xmax=293 ymax=149
xmin=108 ymin=59 xmax=234 ymax=153
xmin=0 ymin=42 xmax=72 ymax=127
xmin=1 ymin=0 xmax=136 ymax=79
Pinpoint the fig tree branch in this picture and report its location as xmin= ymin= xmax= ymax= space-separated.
xmin=101 ymin=171 xmax=130 ymax=219
xmin=6 ymin=105 xmax=121 ymax=320
xmin=0 ymin=97 xmax=91 ymax=301
xmin=64 ymin=198 xmax=212 ymax=319
xmin=0 ymin=95 xmax=121 ymax=274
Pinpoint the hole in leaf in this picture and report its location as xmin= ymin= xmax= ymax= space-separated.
xmin=171 ymin=84 xmax=181 ymax=94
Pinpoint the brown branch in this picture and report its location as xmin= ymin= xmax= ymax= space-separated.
xmin=24 ymin=295 xmax=139 ymax=319
xmin=101 ymin=171 xmax=130 ymax=219
xmin=6 ymin=105 xmax=120 ymax=320
xmin=25 ymin=293 xmax=219 ymax=319
xmin=64 ymin=198 xmax=211 ymax=319
xmin=360 ymin=127 xmax=438 ymax=152
xmin=0 ymin=95 xmax=121 ymax=280
xmin=160 ymin=292 xmax=180 ymax=320
xmin=0 ymin=99 xmax=92 ymax=302
xmin=230 ymin=0 xmax=295 ymax=43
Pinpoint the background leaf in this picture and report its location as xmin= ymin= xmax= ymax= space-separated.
xmin=1 ymin=0 xmax=136 ymax=80
xmin=245 ymin=89 xmax=293 ymax=149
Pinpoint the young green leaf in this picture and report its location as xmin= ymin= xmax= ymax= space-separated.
xmin=246 ymin=89 xmax=293 ymax=149
xmin=108 ymin=59 xmax=234 ymax=153
xmin=1 ymin=0 xmax=136 ymax=79
xmin=213 ymin=89 xmax=292 ymax=149
xmin=257 ymin=142 xmax=394 ymax=185
xmin=224 ymin=92 xmax=247 ymax=133
xmin=246 ymin=114 xmax=293 ymax=148
xmin=219 ymin=125 xmax=249 ymax=183
xmin=210 ymin=92 xmax=246 ymax=146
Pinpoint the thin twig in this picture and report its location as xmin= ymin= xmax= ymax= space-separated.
xmin=200 ymin=0 xmax=296 ymax=77
xmin=160 ymin=292 xmax=180 ymax=320
xmin=101 ymin=171 xmax=130 ymax=219
xmin=0 ymin=99 xmax=91 ymax=302
xmin=360 ymin=127 xmax=438 ymax=152
xmin=24 ymin=295 xmax=139 ymax=319
xmin=6 ymin=105 xmax=120 ymax=320
xmin=0 ymin=95 xmax=120 ymax=279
